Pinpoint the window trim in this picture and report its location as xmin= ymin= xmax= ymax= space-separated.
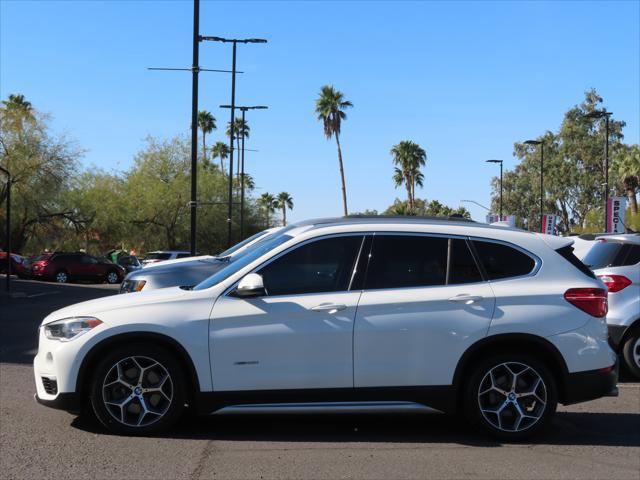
xmin=361 ymin=232 xmax=486 ymax=292
xmin=223 ymin=232 xmax=368 ymax=298
xmin=467 ymin=236 xmax=541 ymax=283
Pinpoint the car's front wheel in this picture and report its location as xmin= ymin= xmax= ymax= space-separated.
xmin=54 ymin=270 xmax=69 ymax=283
xmin=89 ymin=344 xmax=186 ymax=435
xmin=105 ymin=270 xmax=120 ymax=284
xmin=464 ymin=354 xmax=557 ymax=441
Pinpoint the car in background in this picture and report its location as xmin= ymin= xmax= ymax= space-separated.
xmin=140 ymin=251 xmax=193 ymax=267
xmin=583 ymin=234 xmax=640 ymax=378
xmin=120 ymin=228 xmax=282 ymax=293
xmin=30 ymin=252 xmax=126 ymax=284
xmin=0 ymin=252 xmax=30 ymax=278
xmin=116 ymin=255 xmax=142 ymax=274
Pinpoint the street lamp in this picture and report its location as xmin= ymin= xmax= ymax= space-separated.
xmin=524 ymin=140 xmax=544 ymax=232
xmin=485 ymin=159 xmax=504 ymax=217
xmin=461 ymin=199 xmax=490 ymax=211
xmin=0 ymin=165 xmax=11 ymax=292
xmin=201 ymin=36 xmax=267 ymax=247
xmin=584 ymin=109 xmax=613 ymax=231
xmin=220 ymin=105 xmax=268 ymax=240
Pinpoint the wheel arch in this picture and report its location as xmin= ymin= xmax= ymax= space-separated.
xmin=76 ymin=332 xmax=201 ymax=407
xmin=452 ymin=333 xmax=571 ymax=405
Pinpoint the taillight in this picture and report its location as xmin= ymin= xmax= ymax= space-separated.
xmin=564 ymin=288 xmax=608 ymax=318
xmin=597 ymin=275 xmax=632 ymax=293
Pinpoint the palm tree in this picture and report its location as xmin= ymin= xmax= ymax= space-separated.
xmin=315 ymin=85 xmax=353 ymax=216
xmin=226 ymin=118 xmax=249 ymax=177
xmin=257 ymin=192 xmax=276 ymax=228
xmin=2 ymin=93 xmax=32 ymax=113
xmin=211 ymin=141 xmax=230 ymax=174
xmin=233 ymin=173 xmax=255 ymax=190
xmin=390 ymin=141 xmax=427 ymax=213
xmin=197 ymin=111 xmax=216 ymax=162
xmin=276 ymin=192 xmax=294 ymax=226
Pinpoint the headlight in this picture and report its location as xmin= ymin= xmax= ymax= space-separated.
xmin=44 ymin=317 xmax=103 ymax=342
xmin=120 ymin=279 xmax=146 ymax=293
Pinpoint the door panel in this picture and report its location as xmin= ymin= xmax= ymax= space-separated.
xmin=354 ymin=283 xmax=495 ymax=387
xmin=210 ymin=291 xmax=361 ymax=391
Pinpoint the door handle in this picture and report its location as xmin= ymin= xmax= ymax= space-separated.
xmin=310 ymin=303 xmax=347 ymax=313
xmin=448 ymin=294 xmax=483 ymax=304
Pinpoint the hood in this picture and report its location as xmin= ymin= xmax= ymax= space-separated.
xmin=41 ymin=286 xmax=188 ymax=325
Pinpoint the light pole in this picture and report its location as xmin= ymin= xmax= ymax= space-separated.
xmin=461 ymin=199 xmax=490 ymax=211
xmin=524 ymin=140 xmax=544 ymax=232
xmin=486 ymin=159 xmax=504 ymax=217
xmin=0 ymin=165 xmax=11 ymax=292
xmin=584 ymin=110 xmax=613 ymax=231
xmin=220 ymin=105 xmax=268 ymax=239
xmin=201 ymin=36 xmax=267 ymax=247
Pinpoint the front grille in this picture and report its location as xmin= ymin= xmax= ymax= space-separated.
xmin=41 ymin=377 xmax=58 ymax=395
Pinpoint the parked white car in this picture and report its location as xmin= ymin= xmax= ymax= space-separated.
xmin=34 ymin=217 xmax=617 ymax=440
xmin=582 ymin=234 xmax=640 ymax=378
xmin=140 ymin=250 xmax=193 ymax=267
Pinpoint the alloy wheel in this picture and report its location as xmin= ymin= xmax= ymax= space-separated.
xmin=477 ymin=362 xmax=547 ymax=432
xmin=106 ymin=272 xmax=119 ymax=284
xmin=55 ymin=272 xmax=68 ymax=283
xmin=633 ymin=337 xmax=640 ymax=369
xmin=102 ymin=356 xmax=173 ymax=427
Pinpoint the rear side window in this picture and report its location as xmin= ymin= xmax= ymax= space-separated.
xmin=472 ymin=240 xmax=536 ymax=280
xmin=555 ymin=245 xmax=596 ymax=279
xmin=177 ymin=253 xmax=191 ymax=259
xmin=145 ymin=253 xmax=171 ymax=260
xmin=365 ymin=235 xmax=448 ymax=289
xmin=583 ymin=241 xmax=640 ymax=269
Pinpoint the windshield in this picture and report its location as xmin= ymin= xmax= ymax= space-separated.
xmin=194 ymin=234 xmax=293 ymax=290
xmin=217 ymin=230 xmax=268 ymax=258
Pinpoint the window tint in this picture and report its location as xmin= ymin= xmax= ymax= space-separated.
xmin=81 ymin=255 xmax=97 ymax=264
xmin=448 ymin=239 xmax=483 ymax=284
xmin=365 ymin=235 xmax=448 ymax=289
xmin=145 ymin=253 xmax=172 ymax=260
xmin=472 ymin=240 xmax=536 ymax=280
xmin=258 ymin=236 xmax=364 ymax=296
xmin=555 ymin=245 xmax=596 ymax=279
xmin=177 ymin=253 xmax=191 ymax=259
xmin=583 ymin=241 xmax=640 ymax=268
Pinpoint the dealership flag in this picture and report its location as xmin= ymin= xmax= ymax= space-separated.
xmin=541 ymin=214 xmax=559 ymax=235
xmin=607 ymin=197 xmax=627 ymax=233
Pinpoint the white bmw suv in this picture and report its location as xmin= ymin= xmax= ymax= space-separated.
xmin=34 ymin=217 xmax=618 ymax=440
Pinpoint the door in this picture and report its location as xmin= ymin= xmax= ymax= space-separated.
xmin=210 ymin=234 xmax=366 ymax=391
xmin=354 ymin=234 xmax=495 ymax=387
xmin=79 ymin=254 xmax=100 ymax=280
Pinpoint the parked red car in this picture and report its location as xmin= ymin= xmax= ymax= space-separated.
xmin=30 ymin=252 xmax=125 ymax=284
xmin=0 ymin=252 xmax=30 ymax=278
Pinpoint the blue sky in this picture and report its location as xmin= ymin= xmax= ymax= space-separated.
xmin=2 ymin=0 xmax=639 ymax=223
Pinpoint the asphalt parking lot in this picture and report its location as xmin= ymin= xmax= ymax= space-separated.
xmin=1 ymin=278 xmax=639 ymax=479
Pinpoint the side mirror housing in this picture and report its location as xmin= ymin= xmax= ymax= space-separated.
xmin=235 ymin=273 xmax=266 ymax=298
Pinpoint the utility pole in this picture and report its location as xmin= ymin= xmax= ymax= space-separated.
xmin=486 ymin=159 xmax=504 ymax=218
xmin=524 ymin=140 xmax=544 ymax=232
xmin=584 ymin=110 xmax=613 ymax=231
xmin=189 ymin=0 xmax=199 ymax=255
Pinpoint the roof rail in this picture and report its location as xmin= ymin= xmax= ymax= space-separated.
xmin=345 ymin=214 xmax=476 ymax=223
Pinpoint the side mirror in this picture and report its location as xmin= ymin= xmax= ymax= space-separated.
xmin=235 ymin=273 xmax=266 ymax=298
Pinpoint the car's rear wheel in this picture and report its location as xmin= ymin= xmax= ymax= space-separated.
xmin=621 ymin=329 xmax=640 ymax=380
xmin=464 ymin=354 xmax=557 ymax=441
xmin=105 ymin=270 xmax=119 ymax=284
xmin=55 ymin=270 xmax=69 ymax=283
xmin=89 ymin=344 xmax=186 ymax=435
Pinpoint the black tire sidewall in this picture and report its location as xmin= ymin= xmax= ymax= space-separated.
xmin=463 ymin=353 xmax=558 ymax=441
xmin=89 ymin=343 xmax=186 ymax=435
xmin=622 ymin=330 xmax=640 ymax=379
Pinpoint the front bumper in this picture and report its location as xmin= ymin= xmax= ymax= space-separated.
xmin=562 ymin=363 xmax=618 ymax=405
xmin=34 ymin=392 xmax=82 ymax=413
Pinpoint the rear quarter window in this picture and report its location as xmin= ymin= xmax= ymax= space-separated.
xmin=471 ymin=240 xmax=536 ymax=280
xmin=583 ymin=241 xmax=640 ymax=269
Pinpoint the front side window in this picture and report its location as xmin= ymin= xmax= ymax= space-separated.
xmin=258 ymin=235 xmax=364 ymax=296
xmin=365 ymin=235 xmax=449 ymax=289
xmin=81 ymin=255 xmax=98 ymax=264
xmin=472 ymin=240 xmax=536 ymax=280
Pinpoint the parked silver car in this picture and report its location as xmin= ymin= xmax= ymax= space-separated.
xmin=583 ymin=233 xmax=640 ymax=378
xmin=120 ymin=228 xmax=282 ymax=293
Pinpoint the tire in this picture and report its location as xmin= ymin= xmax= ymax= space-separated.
xmin=621 ymin=330 xmax=640 ymax=380
xmin=105 ymin=270 xmax=120 ymax=284
xmin=463 ymin=353 xmax=557 ymax=441
xmin=54 ymin=270 xmax=69 ymax=283
xmin=89 ymin=344 xmax=186 ymax=435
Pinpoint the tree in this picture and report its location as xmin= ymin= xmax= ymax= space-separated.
xmin=233 ymin=173 xmax=255 ymax=191
xmin=257 ymin=192 xmax=276 ymax=228
xmin=211 ymin=141 xmax=230 ymax=174
xmin=490 ymin=89 xmax=627 ymax=233
xmin=226 ymin=118 xmax=249 ymax=177
xmin=384 ymin=198 xmax=470 ymax=218
xmin=197 ymin=111 xmax=216 ymax=162
xmin=275 ymin=192 xmax=294 ymax=226
xmin=315 ymin=85 xmax=353 ymax=216
xmin=613 ymin=144 xmax=640 ymax=216
xmin=390 ymin=141 xmax=427 ymax=213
